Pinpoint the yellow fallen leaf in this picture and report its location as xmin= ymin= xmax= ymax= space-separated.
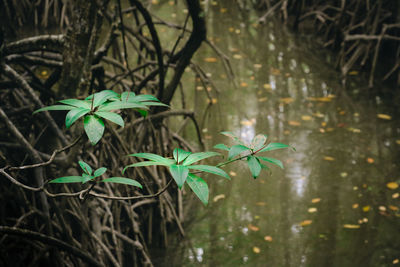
xmin=367 ymin=157 xmax=374 ymax=164
xmin=288 ymin=121 xmax=301 ymax=126
xmin=392 ymin=193 xmax=399 ymax=199
xmin=248 ymin=224 xmax=259 ymax=231
xmin=307 ymin=97 xmax=332 ymax=102
xmin=311 ymin=198 xmax=321 ymax=203
xmin=233 ymin=54 xmax=242 ymax=59
xmin=352 ymin=203 xmax=359 ymax=209
xmin=207 ymin=98 xmax=218 ymax=104
xmin=204 ymin=57 xmax=218 ymax=63
xmin=263 ymin=84 xmax=271 ymax=90
xmin=196 ymin=86 xmax=203 ymax=91
xmin=362 ymin=206 xmax=370 ymax=212
xmin=377 ymin=114 xmax=392 ymax=120
xmin=340 ymin=172 xmax=348 ymax=178
xmin=253 ymin=247 xmax=261 ymax=253
xmin=396 ymin=140 xmax=400 ymax=145
xmin=299 ymin=220 xmax=312 ymax=226
xmin=240 ymin=82 xmax=248 ymax=87
xmin=387 ymin=182 xmax=399 ymax=190
xmin=348 ymin=70 xmax=359 ymax=75
xmin=229 ymin=171 xmax=237 ymax=177
xmin=254 ymin=64 xmax=262 ymax=69
xmin=301 ymin=115 xmax=312 ymax=121
xmin=220 ymin=8 xmax=227 ymax=13
xmin=379 ymin=206 xmax=387 ymax=211
xmin=343 ymin=224 xmax=360 ymax=229
xmin=228 ymin=27 xmax=235 ymax=32
xmin=240 ymin=119 xmax=255 ymax=126
xmin=279 ymin=97 xmax=294 ymax=104
xmin=323 ymin=156 xmax=335 ymax=161
xmin=389 ymin=205 xmax=399 ymax=211
xmin=264 ymin=236 xmax=273 ymax=242
xmin=258 ymin=97 xmax=268 ymax=102
xmin=393 ymin=259 xmax=399 ymax=264
xmin=235 ymin=29 xmax=241 ymax=34
xmin=213 ymin=194 xmax=225 ymax=202
xmin=308 ymin=207 xmax=317 ymax=213
xmin=255 ymin=202 xmax=267 ymax=206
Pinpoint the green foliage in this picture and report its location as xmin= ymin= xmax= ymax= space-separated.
xmin=49 ymin=160 xmax=142 ymax=188
xmin=214 ymin=132 xmax=293 ymax=179
xmin=125 ymin=148 xmax=229 ymax=204
xmin=34 ymin=90 xmax=168 ymax=145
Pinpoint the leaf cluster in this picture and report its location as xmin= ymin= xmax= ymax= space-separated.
xmin=34 ymin=90 xmax=168 ymax=145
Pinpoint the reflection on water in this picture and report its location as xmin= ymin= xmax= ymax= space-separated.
xmin=152 ymin=1 xmax=400 ymax=266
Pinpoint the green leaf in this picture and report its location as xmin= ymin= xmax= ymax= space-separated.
xmin=228 ymin=145 xmax=250 ymax=159
xmin=213 ymin=143 xmax=230 ymax=151
xmin=65 ymin=108 xmax=90 ymax=128
xmin=49 ymin=176 xmax=84 ymax=183
xmin=33 ymin=105 xmax=76 ymax=114
xmin=101 ymin=177 xmax=142 ymax=188
xmin=173 ymin=148 xmax=192 ymax=164
xmin=186 ymin=173 xmax=209 ymax=205
xmin=84 ymin=115 xmax=105 ymax=145
xmin=58 ymin=99 xmax=91 ymax=109
xmin=82 ymin=173 xmax=94 ymax=184
xmin=257 ymin=156 xmax=284 ymax=169
xmin=127 ymin=94 xmax=159 ymax=102
xmin=91 ymin=90 xmax=120 ymax=107
xmin=220 ymin=131 xmax=245 ymax=145
xmin=247 ymin=156 xmax=261 ymax=178
xmin=79 ymin=160 xmax=92 ymax=175
xmin=139 ymin=101 xmax=169 ymax=107
xmin=183 ymin=151 xmax=220 ymax=166
xmin=120 ymin=91 xmax=135 ymax=101
xmin=260 ymin=142 xmax=290 ymax=152
xmin=137 ymin=109 xmax=148 ymax=117
xmin=94 ymin=167 xmax=107 ymax=177
xmin=128 ymin=153 xmax=175 ymax=166
xmin=251 ymin=134 xmax=267 ymax=151
xmin=169 ymin=165 xmax=189 ymax=188
xmin=97 ymin=101 xmax=148 ymax=111
xmin=94 ymin=111 xmax=124 ymax=127
xmin=188 ymin=165 xmax=230 ymax=180
xmin=123 ymin=161 xmax=170 ymax=173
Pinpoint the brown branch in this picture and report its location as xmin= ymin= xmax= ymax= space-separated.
xmin=0 ymin=226 xmax=102 ymax=267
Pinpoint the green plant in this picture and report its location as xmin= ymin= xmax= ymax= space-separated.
xmin=50 ymin=160 xmax=142 ymax=188
xmin=124 ymin=148 xmax=230 ymax=205
xmin=33 ymin=90 xmax=168 ymax=145
xmin=214 ymin=132 xmax=295 ymax=179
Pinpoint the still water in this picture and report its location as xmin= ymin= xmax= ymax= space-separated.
xmin=152 ymin=1 xmax=400 ymax=266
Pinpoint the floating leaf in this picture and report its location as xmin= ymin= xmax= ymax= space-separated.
xmin=252 ymin=247 xmax=260 ymax=254
xmin=248 ymin=224 xmax=259 ymax=232
xmin=323 ymin=156 xmax=335 ymax=161
xmin=387 ymin=182 xmax=399 ymax=190
xmin=362 ymin=206 xmax=370 ymax=212
xmin=392 ymin=193 xmax=399 ymax=199
xmin=308 ymin=207 xmax=317 ymax=213
xmin=343 ymin=224 xmax=360 ymax=229
xmin=213 ymin=194 xmax=225 ymax=202
xmin=348 ymin=70 xmax=359 ymax=75
xmin=264 ymin=236 xmax=273 ymax=242
xmin=288 ymin=120 xmax=301 ymax=126
xmin=101 ymin=177 xmax=142 ymax=188
xmin=255 ymin=201 xmax=267 ymax=206
xmin=299 ymin=220 xmax=312 ymax=226
xmin=396 ymin=140 xmax=400 ymax=145
xmin=352 ymin=203 xmax=359 ymax=209
xmin=377 ymin=114 xmax=392 ymax=120
xmin=240 ymin=119 xmax=255 ymax=126
xmin=280 ymin=97 xmax=294 ymax=104
xmin=301 ymin=115 xmax=312 ymax=121
xmin=186 ymin=173 xmax=209 ymax=205
xmin=229 ymin=171 xmax=237 ymax=177
xmin=366 ymin=157 xmax=374 ymax=164
xmin=389 ymin=205 xmax=399 ymax=211
xmin=204 ymin=57 xmax=218 ymax=63
xmin=311 ymin=198 xmax=321 ymax=203
xmin=83 ymin=115 xmax=105 ymax=145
